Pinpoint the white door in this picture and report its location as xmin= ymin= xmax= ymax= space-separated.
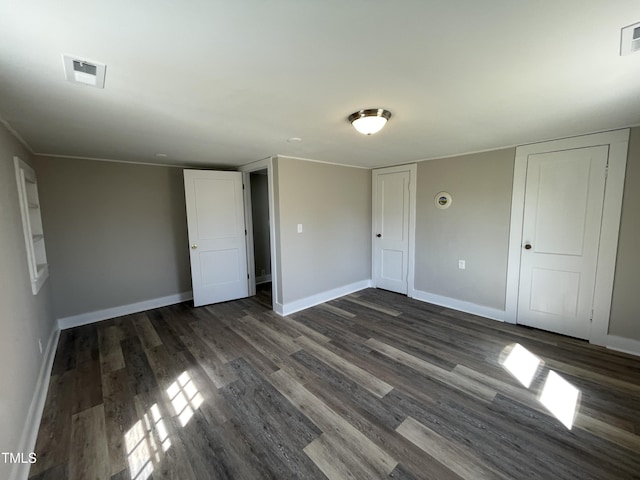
xmin=184 ymin=170 xmax=249 ymax=307
xmin=372 ymin=165 xmax=415 ymax=294
xmin=517 ymin=146 xmax=608 ymax=339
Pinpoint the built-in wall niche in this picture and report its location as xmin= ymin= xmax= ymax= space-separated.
xmin=14 ymin=156 xmax=49 ymax=294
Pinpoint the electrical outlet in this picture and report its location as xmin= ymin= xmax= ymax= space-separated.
xmin=458 ymin=260 xmax=466 ymax=270
xmin=38 ymin=339 xmax=43 ymax=354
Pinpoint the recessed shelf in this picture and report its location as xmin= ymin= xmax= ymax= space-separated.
xmin=14 ymin=156 xmax=49 ymax=295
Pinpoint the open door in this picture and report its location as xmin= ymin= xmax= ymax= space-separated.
xmin=184 ymin=170 xmax=248 ymax=307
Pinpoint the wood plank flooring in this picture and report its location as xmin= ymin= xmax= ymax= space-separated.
xmin=29 ymin=286 xmax=640 ymax=479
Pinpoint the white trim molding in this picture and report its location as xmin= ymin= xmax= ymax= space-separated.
xmin=276 ymin=279 xmax=372 ymax=316
xmin=505 ymin=129 xmax=630 ymax=346
xmin=606 ymin=335 xmax=640 ymax=357
xmin=11 ymin=325 xmax=60 ymax=480
xmin=57 ymin=291 xmax=193 ymax=330
xmin=410 ymin=288 xmax=506 ymax=322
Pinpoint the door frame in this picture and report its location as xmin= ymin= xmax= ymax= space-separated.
xmin=504 ymin=129 xmax=630 ymax=345
xmin=238 ymin=157 xmax=279 ymax=310
xmin=371 ymin=164 xmax=417 ymax=295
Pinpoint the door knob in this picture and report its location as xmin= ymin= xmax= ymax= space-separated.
xmin=524 ymin=244 xmax=532 ymax=250
xmin=191 ymin=244 xmax=198 ymax=249
xmin=376 ymin=233 xmax=382 ymax=238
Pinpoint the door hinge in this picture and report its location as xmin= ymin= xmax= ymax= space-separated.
xmin=247 ymin=274 xmax=250 ymax=279
xmin=242 ymin=183 xmax=245 ymax=190
xmin=245 ymin=229 xmax=247 ymax=235
xmin=605 ymin=164 xmax=609 ymax=179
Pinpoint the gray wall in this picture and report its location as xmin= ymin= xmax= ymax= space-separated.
xmin=276 ymin=157 xmax=371 ymax=304
xmin=34 ymin=156 xmax=191 ymax=319
xmin=250 ymin=172 xmax=271 ymax=280
xmin=272 ymin=158 xmax=284 ymax=305
xmin=0 ymin=124 xmax=56 ymax=480
xmin=609 ymin=126 xmax=640 ymax=340
xmin=414 ymin=149 xmax=515 ymax=309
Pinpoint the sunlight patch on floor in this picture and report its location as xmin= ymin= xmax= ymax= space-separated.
xmin=501 ymin=343 xmax=543 ymax=388
xmin=124 ymin=403 xmax=171 ymax=480
xmin=539 ymin=370 xmax=580 ymax=429
xmin=167 ymin=371 xmax=205 ymax=427
xmin=499 ymin=343 xmax=580 ymax=430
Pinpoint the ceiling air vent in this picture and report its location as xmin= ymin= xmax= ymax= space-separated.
xmin=620 ymin=22 xmax=640 ymax=56
xmin=62 ymin=55 xmax=106 ymax=88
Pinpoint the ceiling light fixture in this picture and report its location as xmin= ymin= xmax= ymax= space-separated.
xmin=348 ymin=108 xmax=392 ymax=135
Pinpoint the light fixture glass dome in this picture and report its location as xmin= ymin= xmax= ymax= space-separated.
xmin=348 ymin=108 xmax=392 ymax=135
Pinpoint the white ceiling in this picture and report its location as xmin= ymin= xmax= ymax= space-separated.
xmin=1 ymin=1 xmax=639 ymax=169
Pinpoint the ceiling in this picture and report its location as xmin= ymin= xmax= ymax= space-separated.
xmin=1 ymin=1 xmax=639 ymax=169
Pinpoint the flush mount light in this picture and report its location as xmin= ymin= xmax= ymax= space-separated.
xmin=348 ymin=108 xmax=392 ymax=135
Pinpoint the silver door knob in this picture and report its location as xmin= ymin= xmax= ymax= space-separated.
xmin=191 ymin=244 xmax=198 ymax=249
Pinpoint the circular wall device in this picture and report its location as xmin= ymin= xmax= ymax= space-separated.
xmin=435 ymin=191 xmax=452 ymax=209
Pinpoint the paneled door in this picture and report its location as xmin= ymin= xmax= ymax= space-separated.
xmin=517 ymin=146 xmax=608 ymax=339
xmin=184 ymin=170 xmax=248 ymax=307
xmin=372 ymin=165 xmax=416 ymax=294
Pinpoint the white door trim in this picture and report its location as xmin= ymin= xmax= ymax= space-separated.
xmin=371 ymin=163 xmax=417 ymax=295
xmin=505 ymin=129 xmax=629 ymax=345
xmin=242 ymin=175 xmax=256 ymax=296
xmin=238 ymin=157 xmax=279 ymax=310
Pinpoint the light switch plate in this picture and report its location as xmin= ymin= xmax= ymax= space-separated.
xmin=297 ymin=224 xmax=303 ymax=233
xmin=458 ymin=260 xmax=466 ymax=269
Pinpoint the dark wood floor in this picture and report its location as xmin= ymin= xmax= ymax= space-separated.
xmin=29 ymin=286 xmax=640 ymax=479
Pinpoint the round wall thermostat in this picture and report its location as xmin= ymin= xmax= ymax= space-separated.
xmin=435 ymin=191 xmax=452 ymax=209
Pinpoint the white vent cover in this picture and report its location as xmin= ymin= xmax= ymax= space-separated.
xmin=62 ymin=55 xmax=106 ymax=88
xmin=620 ymin=22 xmax=640 ymax=56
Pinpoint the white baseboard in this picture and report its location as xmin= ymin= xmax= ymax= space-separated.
xmin=409 ymin=288 xmax=507 ymax=322
xmin=606 ymin=334 xmax=640 ymax=357
xmin=256 ymin=274 xmax=272 ymax=285
xmin=57 ymin=291 xmax=193 ymax=330
xmin=277 ymin=279 xmax=372 ymax=316
xmin=11 ymin=325 xmax=60 ymax=480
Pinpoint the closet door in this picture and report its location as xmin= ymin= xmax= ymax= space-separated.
xmin=372 ymin=164 xmax=416 ymax=295
xmin=517 ymin=146 xmax=608 ymax=339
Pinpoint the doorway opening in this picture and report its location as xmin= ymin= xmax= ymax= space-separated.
xmin=248 ymin=169 xmax=272 ymax=306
